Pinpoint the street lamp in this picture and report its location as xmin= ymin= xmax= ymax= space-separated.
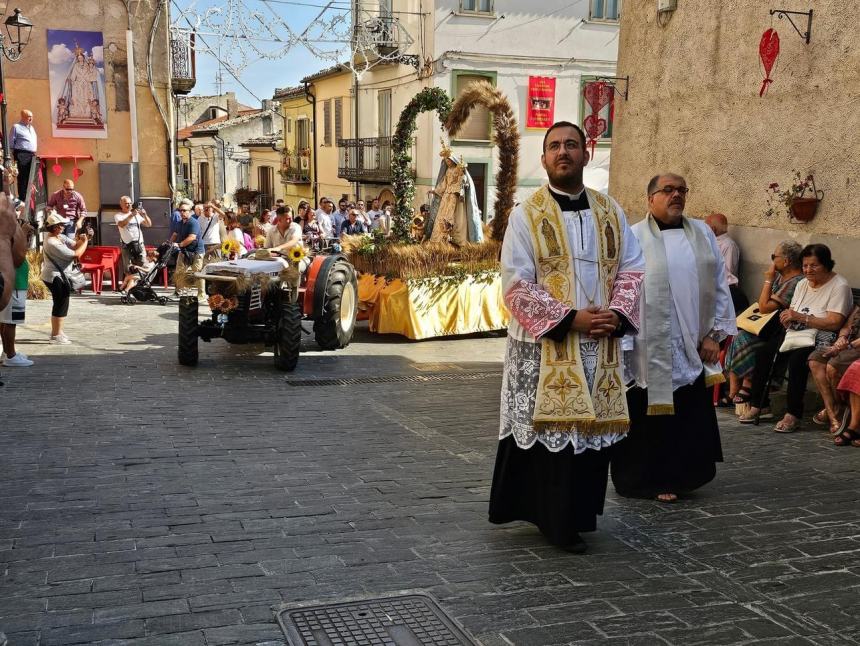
xmin=0 ymin=7 xmax=33 ymax=194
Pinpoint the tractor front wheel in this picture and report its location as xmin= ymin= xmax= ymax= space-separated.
xmin=275 ymin=299 xmax=302 ymax=371
xmin=178 ymin=296 xmax=199 ymax=366
xmin=313 ymin=260 xmax=358 ymax=350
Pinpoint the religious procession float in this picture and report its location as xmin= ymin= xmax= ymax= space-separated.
xmin=341 ymin=82 xmax=519 ymax=340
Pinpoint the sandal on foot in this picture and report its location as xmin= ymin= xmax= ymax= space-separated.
xmin=774 ymin=418 xmax=800 ymax=433
xmin=834 ymin=428 xmax=860 ymax=446
xmin=656 ymin=493 xmax=679 ymax=503
xmin=832 ymin=408 xmax=850 ymax=436
xmin=738 ymin=408 xmax=772 ymax=424
xmin=812 ymin=409 xmax=829 ymax=426
xmin=732 ymin=389 xmax=751 ymax=404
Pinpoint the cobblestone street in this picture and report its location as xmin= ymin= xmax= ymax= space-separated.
xmin=2 ymin=292 xmax=860 ymax=645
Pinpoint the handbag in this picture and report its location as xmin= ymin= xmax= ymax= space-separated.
xmin=779 ymin=327 xmax=817 ymax=353
xmin=736 ymin=303 xmax=779 ymax=337
xmin=47 ymin=248 xmax=87 ymax=292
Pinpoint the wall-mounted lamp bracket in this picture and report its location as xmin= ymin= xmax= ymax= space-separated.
xmin=595 ymin=75 xmax=629 ymax=101
xmin=769 ymin=9 xmax=813 ymax=44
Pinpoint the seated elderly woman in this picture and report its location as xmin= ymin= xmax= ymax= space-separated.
xmin=741 ymin=244 xmax=854 ymax=432
xmin=835 ymin=359 xmax=860 ymax=446
xmin=808 ymin=304 xmax=860 ymax=435
xmin=724 ymin=240 xmax=804 ymax=405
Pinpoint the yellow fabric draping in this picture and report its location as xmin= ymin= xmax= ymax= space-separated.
xmin=357 ymin=273 xmax=510 ymax=340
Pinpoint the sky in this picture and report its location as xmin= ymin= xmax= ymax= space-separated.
xmin=170 ymin=0 xmax=351 ymax=106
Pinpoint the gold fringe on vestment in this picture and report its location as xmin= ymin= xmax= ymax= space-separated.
xmin=534 ymin=419 xmax=631 ymax=437
xmin=704 ymin=372 xmax=726 ymax=387
xmin=646 ymin=404 xmax=676 ymax=416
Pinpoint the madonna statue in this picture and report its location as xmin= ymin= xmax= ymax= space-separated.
xmin=424 ymin=143 xmax=483 ymax=245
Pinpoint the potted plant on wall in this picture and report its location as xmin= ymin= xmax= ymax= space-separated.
xmin=765 ymin=171 xmax=824 ymax=222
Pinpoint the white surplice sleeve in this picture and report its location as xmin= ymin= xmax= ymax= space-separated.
xmin=704 ymin=225 xmax=738 ymax=337
xmin=608 ymin=200 xmax=645 ymax=334
xmin=501 ymin=205 xmax=571 ymax=341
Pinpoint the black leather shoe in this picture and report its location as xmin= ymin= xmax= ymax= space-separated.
xmin=560 ymin=533 xmax=587 ymax=554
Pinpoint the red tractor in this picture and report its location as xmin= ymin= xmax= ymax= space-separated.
xmin=177 ymin=249 xmax=358 ymax=371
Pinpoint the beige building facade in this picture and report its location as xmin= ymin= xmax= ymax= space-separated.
xmin=6 ymin=1 xmax=174 ymax=207
xmin=609 ymin=1 xmax=860 ymax=293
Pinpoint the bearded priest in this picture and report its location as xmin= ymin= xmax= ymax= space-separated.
xmin=488 ymin=122 xmax=645 ymax=554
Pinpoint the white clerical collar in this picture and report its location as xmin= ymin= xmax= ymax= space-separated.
xmin=548 ymin=184 xmax=586 ymax=200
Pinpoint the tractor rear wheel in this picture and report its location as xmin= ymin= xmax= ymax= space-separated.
xmin=178 ymin=296 xmax=199 ymax=366
xmin=274 ymin=299 xmax=302 ymax=372
xmin=313 ymin=259 xmax=358 ymax=350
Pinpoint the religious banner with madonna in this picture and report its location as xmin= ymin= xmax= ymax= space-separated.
xmin=46 ymin=29 xmax=108 ymax=139
xmin=525 ymin=76 xmax=556 ymax=130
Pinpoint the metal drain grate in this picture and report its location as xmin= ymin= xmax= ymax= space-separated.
xmin=285 ymin=372 xmax=501 ymax=387
xmin=277 ymin=594 xmax=476 ymax=646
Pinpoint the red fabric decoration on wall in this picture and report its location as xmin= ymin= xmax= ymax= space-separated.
xmin=759 ymin=28 xmax=780 ymax=97
xmin=583 ymin=81 xmax=613 ymax=156
xmin=52 ymin=159 xmax=62 ymax=176
xmin=73 ymin=165 xmax=83 ymax=181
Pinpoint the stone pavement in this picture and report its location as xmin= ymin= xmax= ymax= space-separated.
xmin=2 ymin=291 xmax=860 ymax=646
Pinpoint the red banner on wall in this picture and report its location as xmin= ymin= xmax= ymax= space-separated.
xmin=526 ymin=76 xmax=556 ymax=129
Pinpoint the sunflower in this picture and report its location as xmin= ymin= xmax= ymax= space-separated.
xmin=288 ymin=245 xmax=307 ymax=263
xmin=221 ymin=238 xmax=240 ymax=256
xmin=254 ymin=234 xmax=266 ymax=248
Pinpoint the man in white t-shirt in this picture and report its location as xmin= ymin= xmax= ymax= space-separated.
xmin=315 ymin=197 xmax=335 ymax=238
xmin=198 ymin=202 xmax=224 ymax=263
xmin=365 ymin=197 xmax=383 ymax=230
xmin=114 ymin=196 xmax=151 ymax=277
xmin=265 ymin=205 xmax=303 ymax=252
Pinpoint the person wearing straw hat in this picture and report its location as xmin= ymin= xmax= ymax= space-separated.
xmin=41 ymin=211 xmax=90 ymax=344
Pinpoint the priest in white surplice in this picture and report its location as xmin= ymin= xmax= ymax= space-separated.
xmin=611 ymin=173 xmax=737 ymax=503
xmin=488 ymin=122 xmax=645 ymax=554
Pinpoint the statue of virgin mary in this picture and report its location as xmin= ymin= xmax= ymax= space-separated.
xmin=424 ymin=143 xmax=483 ymax=245
xmin=60 ymin=45 xmax=101 ymax=123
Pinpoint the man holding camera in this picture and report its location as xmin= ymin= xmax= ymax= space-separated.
xmin=114 ymin=196 xmax=151 ymax=278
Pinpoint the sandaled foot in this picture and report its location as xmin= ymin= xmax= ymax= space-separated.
xmin=832 ymin=408 xmax=850 ymax=436
xmin=732 ymin=389 xmax=751 ymax=404
xmin=774 ymin=417 xmax=800 ymax=433
xmin=738 ymin=408 xmax=771 ymax=424
xmin=656 ymin=493 xmax=678 ymax=503
xmin=834 ymin=427 xmax=860 ymax=446
xmin=812 ymin=409 xmax=829 ymax=426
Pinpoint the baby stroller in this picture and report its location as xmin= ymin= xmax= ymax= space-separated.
xmin=119 ymin=242 xmax=177 ymax=305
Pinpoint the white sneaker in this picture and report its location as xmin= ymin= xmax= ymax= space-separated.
xmin=1 ymin=351 xmax=28 ymax=361
xmin=3 ymin=353 xmax=33 ymax=367
xmin=50 ymin=334 xmax=72 ymax=345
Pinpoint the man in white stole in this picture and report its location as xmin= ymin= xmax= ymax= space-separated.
xmin=611 ymin=174 xmax=737 ymax=503
xmin=488 ymin=122 xmax=645 ymax=553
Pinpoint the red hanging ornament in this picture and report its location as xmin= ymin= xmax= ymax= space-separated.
xmin=73 ymin=165 xmax=83 ymax=181
xmin=52 ymin=159 xmax=62 ymax=176
xmin=759 ymin=28 xmax=780 ymax=97
xmin=582 ymin=81 xmax=613 ymax=156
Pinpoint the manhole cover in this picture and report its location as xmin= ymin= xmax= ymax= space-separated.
xmin=277 ymin=594 xmax=476 ymax=646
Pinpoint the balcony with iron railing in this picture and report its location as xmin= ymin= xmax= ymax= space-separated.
xmin=279 ymin=151 xmax=312 ymax=184
xmin=337 ymin=136 xmax=415 ymax=184
xmin=170 ymin=29 xmax=196 ymax=94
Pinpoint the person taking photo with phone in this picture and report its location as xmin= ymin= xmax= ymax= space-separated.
xmin=115 ymin=196 xmax=151 ymax=277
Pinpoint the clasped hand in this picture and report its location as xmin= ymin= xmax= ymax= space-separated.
xmin=573 ymin=306 xmax=619 ymax=339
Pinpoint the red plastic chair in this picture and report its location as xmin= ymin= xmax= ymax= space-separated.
xmin=713 ymin=335 xmax=734 ymax=405
xmin=145 ymin=246 xmax=169 ymax=287
xmin=80 ymin=247 xmax=121 ymax=294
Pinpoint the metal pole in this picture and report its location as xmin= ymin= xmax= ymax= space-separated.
xmin=0 ymin=43 xmax=9 ymax=196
